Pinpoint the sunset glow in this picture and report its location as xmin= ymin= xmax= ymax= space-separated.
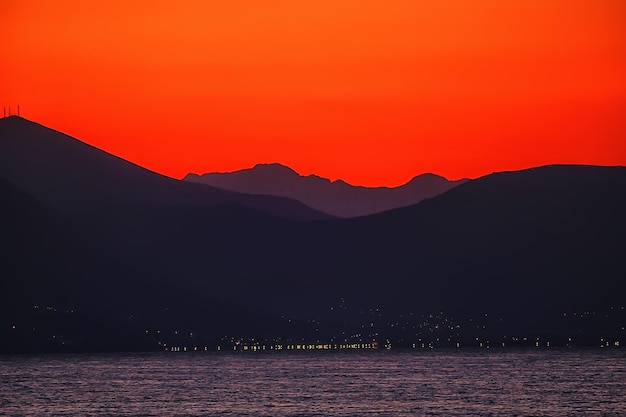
xmin=2 ymin=0 xmax=625 ymax=186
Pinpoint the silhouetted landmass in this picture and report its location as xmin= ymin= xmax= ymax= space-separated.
xmin=0 ymin=116 xmax=330 ymax=221
xmin=185 ymin=163 xmax=467 ymax=217
xmin=1 ymin=116 xmax=625 ymax=353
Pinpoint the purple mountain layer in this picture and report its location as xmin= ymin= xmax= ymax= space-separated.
xmin=184 ymin=163 xmax=468 ymax=217
xmin=0 ymin=116 xmax=330 ymax=221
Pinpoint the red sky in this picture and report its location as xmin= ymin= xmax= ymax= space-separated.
xmin=2 ymin=0 xmax=625 ymax=186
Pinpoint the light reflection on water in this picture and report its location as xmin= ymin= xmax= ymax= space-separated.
xmin=0 ymin=350 xmax=625 ymax=416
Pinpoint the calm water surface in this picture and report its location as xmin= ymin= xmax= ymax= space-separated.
xmin=1 ymin=350 xmax=625 ymax=416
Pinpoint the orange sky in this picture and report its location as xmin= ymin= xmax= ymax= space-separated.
xmin=2 ymin=0 xmax=625 ymax=186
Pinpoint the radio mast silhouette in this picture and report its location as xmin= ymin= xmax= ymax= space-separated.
xmin=1 ymin=106 xmax=21 ymax=118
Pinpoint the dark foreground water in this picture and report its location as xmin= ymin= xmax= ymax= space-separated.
xmin=1 ymin=350 xmax=625 ymax=416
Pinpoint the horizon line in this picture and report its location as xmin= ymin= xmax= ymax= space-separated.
xmin=3 ymin=114 xmax=624 ymax=189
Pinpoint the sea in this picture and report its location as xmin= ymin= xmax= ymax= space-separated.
xmin=1 ymin=349 xmax=624 ymax=417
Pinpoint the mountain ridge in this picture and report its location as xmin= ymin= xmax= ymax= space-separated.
xmin=0 ymin=116 xmax=330 ymax=221
xmin=185 ymin=162 xmax=469 ymax=217
xmin=189 ymin=162 xmax=458 ymax=188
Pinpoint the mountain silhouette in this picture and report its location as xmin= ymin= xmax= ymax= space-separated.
xmin=0 ymin=116 xmax=330 ymax=221
xmin=184 ymin=163 xmax=467 ymax=217
xmin=1 ymin=117 xmax=625 ymax=352
xmin=326 ymin=164 xmax=626 ymax=311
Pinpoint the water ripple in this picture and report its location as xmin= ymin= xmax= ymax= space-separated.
xmin=0 ymin=350 xmax=624 ymax=416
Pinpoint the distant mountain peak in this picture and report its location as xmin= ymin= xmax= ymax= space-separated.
xmin=185 ymin=163 xmax=469 ymax=217
xmin=251 ymin=163 xmax=299 ymax=175
xmin=186 ymin=163 xmax=301 ymax=179
xmin=253 ymin=162 xmax=294 ymax=170
xmin=410 ymin=172 xmax=444 ymax=180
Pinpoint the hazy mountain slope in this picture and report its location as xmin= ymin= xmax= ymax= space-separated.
xmin=185 ymin=163 xmax=467 ymax=217
xmin=0 ymin=116 xmax=330 ymax=221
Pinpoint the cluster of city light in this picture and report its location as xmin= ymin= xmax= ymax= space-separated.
xmin=165 ymin=342 xmax=381 ymax=352
xmin=8 ymin=304 xmax=622 ymax=352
